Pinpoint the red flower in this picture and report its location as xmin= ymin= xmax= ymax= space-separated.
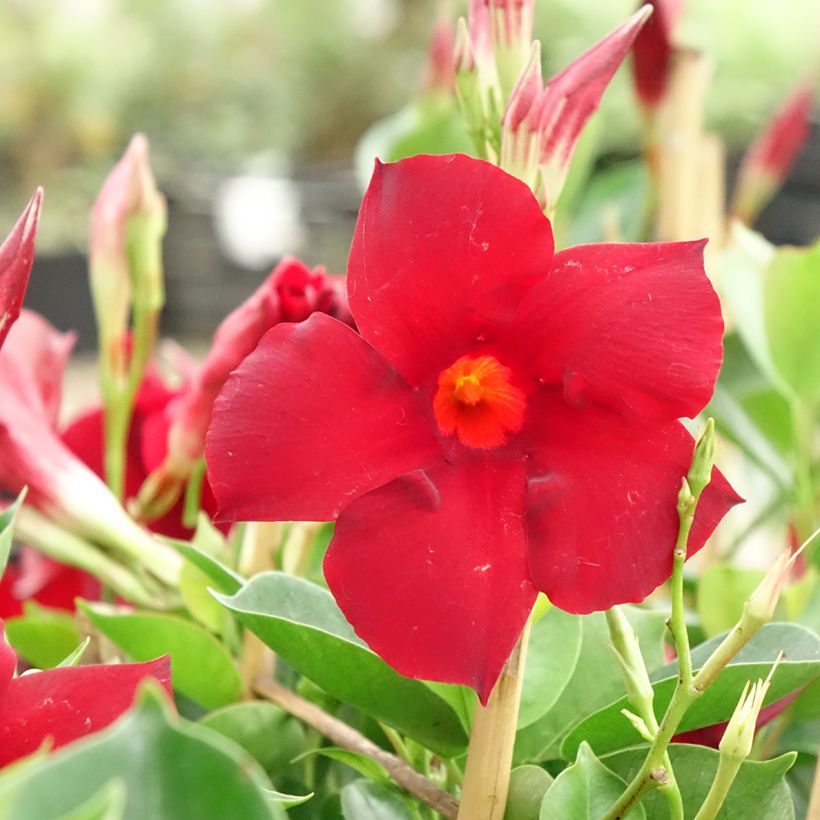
xmin=0 ymin=622 xmax=171 ymax=768
xmin=631 ymin=0 xmax=684 ymax=110
xmin=61 ymin=371 xmax=216 ymax=541
xmin=0 ymin=190 xmax=42 ymax=351
xmin=207 ymin=154 xmax=741 ymax=701
xmin=0 ymin=550 xmax=101 ymax=618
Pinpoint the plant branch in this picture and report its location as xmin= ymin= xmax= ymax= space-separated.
xmin=253 ymin=677 xmax=459 ymax=819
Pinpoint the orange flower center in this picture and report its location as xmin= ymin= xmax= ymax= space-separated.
xmin=433 ymin=354 xmax=526 ymax=449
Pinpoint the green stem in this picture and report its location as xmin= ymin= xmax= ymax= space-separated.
xmin=692 ymin=756 xmax=742 ymax=820
xmin=182 ymin=459 xmax=207 ymax=528
xmin=790 ymin=400 xmax=817 ymax=545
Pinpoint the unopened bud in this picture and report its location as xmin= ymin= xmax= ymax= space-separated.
xmin=687 ymin=418 xmax=716 ymax=500
xmin=487 ymin=0 xmax=536 ymax=100
xmin=631 ymin=0 xmax=684 ymax=111
xmin=719 ymin=659 xmax=779 ymax=761
xmin=500 ymin=41 xmax=543 ymax=185
xmin=607 ymin=606 xmax=656 ymax=721
xmin=731 ymin=84 xmax=814 ymax=224
xmin=0 ymin=189 xmax=42 ymax=350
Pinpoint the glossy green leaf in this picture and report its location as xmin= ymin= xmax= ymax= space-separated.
xmin=505 ymin=765 xmax=553 ymax=820
xmin=697 ymin=564 xmax=781 ymax=638
xmin=539 ymin=743 xmax=644 ymax=819
xmin=603 ymin=745 xmax=796 ymax=819
xmin=518 ymin=608 xmax=583 ymax=729
xmin=784 ymin=753 xmax=815 ymax=819
xmin=0 ymin=684 xmax=282 ymax=820
xmin=167 ymin=540 xmax=244 ymax=595
xmin=4 ymin=602 xmax=81 ymax=669
xmin=199 ymin=702 xmax=305 ymax=776
xmin=0 ymin=490 xmax=25 ymax=579
xmin=764 ymin=242 xmax=820 ymax=400
xmin=562 ymin=623 xmax=820 ymax=760
xmin=292 ymin=748 xmax=390 ymax=784
xmin=340 ymin=780 xmax=413 ymax=820
xmin=79 ymin=602 xmax=241 ymax=709
xmin=514 ymin=608 xmax=666 ymax=763
xmin=742 ymin=389 xmax=794 ymax=455
xmin=214 ymin=572 xmax=467 ymax=756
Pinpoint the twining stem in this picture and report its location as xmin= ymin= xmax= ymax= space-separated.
xmin=457 ymin=621 xmax=531 ymax=820
xmin=253 ymin=677 xmax=459 ymax=819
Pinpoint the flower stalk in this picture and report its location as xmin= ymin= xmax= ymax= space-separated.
xmin=457 ymin=620 xmax=530 ymax=820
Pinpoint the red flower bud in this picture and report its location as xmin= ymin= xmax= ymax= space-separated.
xmin=731 ymin=84 xmax=814 ymax=224
xmin=631 ymin=0 xmax=685 ymax=109
xmin=0 ymin=190 xmax=42 ymax=350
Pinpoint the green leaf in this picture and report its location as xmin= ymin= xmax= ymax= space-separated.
xmin=57 ymin=637 xmax=91 ymax=668
xmin=199 ymin=702 xmax=305 ymax=776
xmin=79 ymin=603 xmax=242 ymax=709
xmin=514 ymin=608 xmax=666 ymax=763
xmin=340 ymin=780 xmax=413 ymax=820
xmin=720 ymin=225 xmax=787 ymax=395
xmin=166 ymin=540 xmax=244 ymax=595
xmin=697 ymin=564 xmax=780 ymax=638
xmin=0 ymin=490 xmax=25 ymax=579
xmin=708 ymin=386 xmax=793 ymax=490
xmin=56 ymin=779 xmax=126 ymax=820
xmin=538 ymin=743 xmax=644 ymax=819
xmin=784 ymin=752 xmax=815 ymax=819
xmin=292 ymin=748 xmax=390 ymax=784
xmin=179 ymin=559 xmax=228 ymax=633
xmin=764 ymin=242 xmax=820 ymax=400
xmin=505 ymin=765 xmax=553 ymax=820
xmin=265 ymin=789 xmax=313 ymax=809
xmin=603 ymin=745 xmax=796 ymax=819
xmin=0 ymin=683 xmax=282 ymax=820
xmin=562 ymin=623 xmax=820 ymax=760
xmin=518 ymin=608 xmax=583 ymax=729
xmin=214 ymin=572 xmax=467 ymax=756
xmin=4 ymin=603 xmax=81 ymax=669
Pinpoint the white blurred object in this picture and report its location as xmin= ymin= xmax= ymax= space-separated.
xmin=345 ymin=0 xmax=399 ymax=39
xmin=215 ymin=174 xmax=305 ymax=270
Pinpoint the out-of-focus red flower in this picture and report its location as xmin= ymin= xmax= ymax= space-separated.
xmin=130 ymin=257 xmax=352 ymax=522
xmin=0 ymin=622 xmax=171 ymax=768
xmin=0 ymin=190 xmax=42 ymax=351
xmin=0 ymin=551 xmax=101 ymax=618
xmin=62 ymin=371 xmax=219 ymax=541
xmin=207 ymin=154 xmax=741 ymax=701
xmin=422 ymin=15 xmax=456 ymax=93
xmin=0 ymin=311 xmax=181 ymax=591
xmin=631 ymin=0 xmax=684 ymax=110
xmin=731 ymin=84 xmax=815 ymax=224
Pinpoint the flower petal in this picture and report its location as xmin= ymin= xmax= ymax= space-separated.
xmin=0 ymin=655 xmax=171 ymax=768
xmin=325 ymin=456 xmax=536 ymax=703
xmin=206 ymin=313 xmax=442 ymax=522
xmin=348 ymin=154 xmax=554 ymax=386
xmin=1 ymin=310 xmax=75 ymax=426
xmin=511 ymin=240 xmax=723 ymax=421
xmin=525 ymin=396 xmax=742 ymax=613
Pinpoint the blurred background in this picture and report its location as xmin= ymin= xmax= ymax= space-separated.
xmin=3 ymin=0 xmax=819 ymax=348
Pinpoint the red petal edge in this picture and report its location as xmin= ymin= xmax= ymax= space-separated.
xmin=0 ymin=655 xmax=172 ymax=768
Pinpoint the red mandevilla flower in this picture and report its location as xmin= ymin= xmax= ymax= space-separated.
xmin=207 ymin=154 xmax=741 ymax=702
